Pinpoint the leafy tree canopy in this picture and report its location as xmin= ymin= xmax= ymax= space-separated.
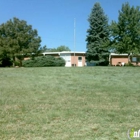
xmin=56 ymin=45 xmax=70 ymax=52
xmin=110 ymin=2 xmax=140 ymax=55
xmin=0 ymin=17 xmax=41 ymax=66
xmin=39 ymin=45 xmax=70 ymax=52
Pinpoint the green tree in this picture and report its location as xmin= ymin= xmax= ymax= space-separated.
xmin=56 ymin=45 xmax=70 ymax=52
xmin=39 ymin=45 xmax=71 ymax=52
xmin=0 ymin=17 xmax=41 ymax=66
xmin=0 ymin=52 xmax=12 ymax=67
xmin=86 ymin=2 xmax=110 ymax=66
xmin=110 ymin=2 xmax=140 ymax=61
xmin=39 ymin=45 xmax=48 ymax=53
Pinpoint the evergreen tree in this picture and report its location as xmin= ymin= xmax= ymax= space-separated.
xmin=0 ymin=17 xmax=41 ymax=66
xmin=86 ymin=3 xmax=109 ymax=66
xmin=110 ymin=3 xmax=140 ymax=57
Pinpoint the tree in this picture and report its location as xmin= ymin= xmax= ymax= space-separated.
xmin=110 ymin=2 xmax=140 ymax=61
xmin=0 ymin=17 xmax=41 ymax=66
xmin=39 ymin=45 xmax=71 ymax=52
xmin=39 ymin=45 xmax=48 ymax=53
xmin=56 ymin=45 xmax=70 ymax=52
xmin=86 ymin=2 xmax=110 ymax=66
xmin=0 ymin=52 xmax=12 ymax=67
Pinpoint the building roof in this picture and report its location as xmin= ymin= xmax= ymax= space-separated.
xmin=42 ymin=51 xmax=85 ymax=55
xmin=110 ymin=53 xmax=128 ymax=56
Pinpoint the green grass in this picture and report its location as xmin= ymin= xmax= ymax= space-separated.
xmin=0 ymin=67 xmax=140 ymax=140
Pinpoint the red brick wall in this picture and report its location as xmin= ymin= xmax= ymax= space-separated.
xmin=71 ymin=54 xmax=85 ymax=66
xmin=111 ymin=56 xmax=128 ymax=65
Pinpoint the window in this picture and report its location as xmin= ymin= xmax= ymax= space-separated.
xmin=132 ymin=57 xmax=137 ymax=62
xmin=131 ymin=57 xmax=140 ymax=62
xmin=78 ymin=57 xmax=82 ymax=61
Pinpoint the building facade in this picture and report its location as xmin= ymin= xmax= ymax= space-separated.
xmin=109 ymin=53 xmax=140 ymax=66
xmin=42 ymin=51 xmax=86 ymax=67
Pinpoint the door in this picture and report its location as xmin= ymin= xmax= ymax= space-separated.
xmin=78 ymin=56 xmax=82 ymax=66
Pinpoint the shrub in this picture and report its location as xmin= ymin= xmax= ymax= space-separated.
xmin=54 ymin=57 xmax=66 ymax=66
xmin=22 ymin=56 xmax=65 ymax=67
xmin=98 ymin=60 xmax=109 ymax=66
xmin=15 ymin=60 xmax=20 ymax=66
xmin=0 ymin=55 xmax=12 ymax=67
xmin=125 ymin=62 xmax=134 ymax=67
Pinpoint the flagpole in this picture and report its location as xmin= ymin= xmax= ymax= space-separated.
xmin=74 ymin=18 xmax=76 ymax=67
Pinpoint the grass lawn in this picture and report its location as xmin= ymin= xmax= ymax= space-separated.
xmin=0 ymin=67 xmax=140 ymax=140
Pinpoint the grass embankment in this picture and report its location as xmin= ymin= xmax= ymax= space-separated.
xmin=0 ymin=67 xmax=140 ymax=140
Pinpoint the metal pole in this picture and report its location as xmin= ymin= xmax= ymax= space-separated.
xmin=74 ymin=18 xmax=76 ymax=67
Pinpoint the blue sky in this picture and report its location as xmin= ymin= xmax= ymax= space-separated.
xmin=0 ymin=0 xmax=139 ymax=51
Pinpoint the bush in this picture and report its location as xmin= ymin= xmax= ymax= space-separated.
xmin=15 ymin=60 xmax=20 ymax=66
xmin=124 ymin=62 xmax=134 ymax=67
xmin=86 ymin=62 xmax=96 ymax=66
xmin=98 ymin=60 xmax=109 ymax=66
xmin=22 ymin=56 xmax=65 ymax=67
xmin=0 ymin=55 xmax=13 ymax=67
xmin=54 ymin=57 xmax=66 ymax=66
xmin=87 ymin=60 xmax=109 ymax=66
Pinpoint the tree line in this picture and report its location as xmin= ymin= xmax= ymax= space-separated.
xmin=86 ymin=2 xmax=140 ymax=65
xmin=0 ymin=2 xmax=139 ymax=67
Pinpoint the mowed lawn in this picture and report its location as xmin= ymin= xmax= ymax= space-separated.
xmin=0 ymin=67 xmax=140 ymax=140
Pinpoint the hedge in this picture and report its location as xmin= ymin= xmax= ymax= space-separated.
xmin=22 ymin=56 xmax=65 ymax=67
